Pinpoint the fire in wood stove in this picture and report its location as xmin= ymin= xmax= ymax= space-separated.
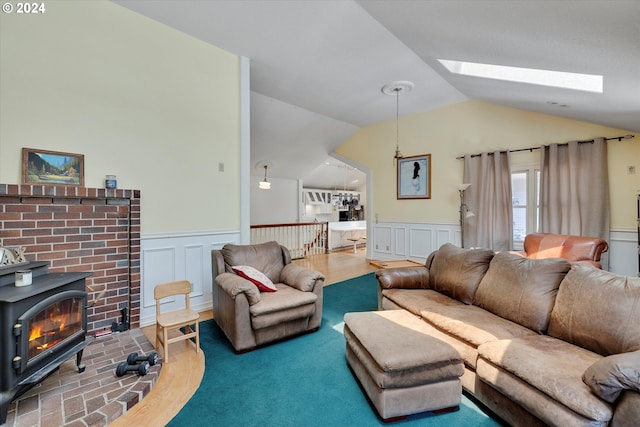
xmin=28 ymin=297 xmax=83 ymax=361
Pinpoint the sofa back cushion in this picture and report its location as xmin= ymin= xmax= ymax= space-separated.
xmin=220 ymin=241 xmax=286 ymax=284
xmin=473 ymin=252 xmax=571 ymax=333
xmin=548 ymin=264 xmax=640 ymax=356
xmin=429 ymin=243 xmax=494 ymax=304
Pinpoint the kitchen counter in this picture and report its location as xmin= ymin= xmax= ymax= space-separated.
xmin=329 ymin=221 xmax=366 ymax=250
xmin=329 ymin=220 xmax=366 ymax=231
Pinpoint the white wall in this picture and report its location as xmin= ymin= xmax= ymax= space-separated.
xmin=250 ymin=176 xmax=301 ymax=225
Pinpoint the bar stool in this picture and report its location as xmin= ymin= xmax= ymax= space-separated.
xmin=347 ymin=237 xmax=361 ymax=253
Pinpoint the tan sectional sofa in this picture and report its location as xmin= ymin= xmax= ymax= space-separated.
xmin=376 ymin=243 xmax=640 ymax=427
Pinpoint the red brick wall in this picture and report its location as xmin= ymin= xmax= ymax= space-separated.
xmin=0 ymin=184 xmax=141 ymax=332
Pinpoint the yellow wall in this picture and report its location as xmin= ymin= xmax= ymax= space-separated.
xmin=337 ymin=100 xmax=639 ymax=230
xmin=0 ymin=0 xmax=241 ymax=235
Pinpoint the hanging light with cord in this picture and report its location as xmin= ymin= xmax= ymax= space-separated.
xmin=258 ymin=164 xmax=271 ymax=190
xmin=381 ymin=80 xmax=414 ymax=165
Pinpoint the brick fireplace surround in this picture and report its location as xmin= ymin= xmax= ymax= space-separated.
xmin=0 ymin=184 xmax=141 ymax=332
xmin=0 ymin=184 xmax=155 ymax=426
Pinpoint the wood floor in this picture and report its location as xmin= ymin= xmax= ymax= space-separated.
xmin=110 ymin=247 xmax=377 ymax=426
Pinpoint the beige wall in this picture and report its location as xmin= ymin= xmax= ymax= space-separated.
xmin=337 ymin=100 xmax=639 ymax=230
xmin=0 ymin=0 xmax=241 ymax=235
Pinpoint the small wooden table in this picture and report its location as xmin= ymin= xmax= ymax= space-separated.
xmin=369 ymin=259 xmax=423 ymax=269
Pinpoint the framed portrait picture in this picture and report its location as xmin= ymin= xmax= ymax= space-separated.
xmin=397 ymin=154 xmax=431 ymax=199
xmin=22 ymin=148 xmax=84 ymax=186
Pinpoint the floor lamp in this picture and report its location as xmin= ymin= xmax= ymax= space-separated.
xmin=458 ymin=183 xmax=472 ymax=248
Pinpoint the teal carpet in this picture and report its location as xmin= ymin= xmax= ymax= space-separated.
xmin=168 ymin=273 xmax=501 ymax=426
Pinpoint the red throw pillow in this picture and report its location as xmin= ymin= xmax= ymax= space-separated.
xmin=232 ymin=265 xmax=278 ymax=292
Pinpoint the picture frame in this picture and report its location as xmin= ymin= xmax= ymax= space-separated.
xmin=397 ymin=154 xmax=431 ymax=199
xmin=22 ymin=148 xmax=84 ymax=186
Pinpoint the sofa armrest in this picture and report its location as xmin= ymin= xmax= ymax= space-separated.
xmin=280 ymin=264 xmax=325 ymax=292
xmin=215 ymin=272 xmax=261 ymax=305
xmin=582 ymin=350 xmax=640 ymax=403
xmin=375 ymin=266 xmax=430 ymax=289
xmin=212 ymin=273 xmax=257 ymax=352
xmin=611 ymin=390 xmax=640 ymax=427
xmin=212 ymin=250 xmax=227 ymax=278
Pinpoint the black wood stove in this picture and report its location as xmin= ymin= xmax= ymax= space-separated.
xmin=0 ymin=262 xmax=91 ymax=424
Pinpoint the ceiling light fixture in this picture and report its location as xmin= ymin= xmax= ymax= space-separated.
xmin=382 ymin=80 xmax=414 ymax=164
xmin=438 ymin=59 xmax=603 ymax=93
xmin=258 ymin=164 xmax=271 ymax=190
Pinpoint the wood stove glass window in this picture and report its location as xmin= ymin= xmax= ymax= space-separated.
xmin=28 ymin=297 xmax=84 ymax=360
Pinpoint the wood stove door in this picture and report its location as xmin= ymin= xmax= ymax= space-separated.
xmin=15 ymin=290 xmax=87 ymax=375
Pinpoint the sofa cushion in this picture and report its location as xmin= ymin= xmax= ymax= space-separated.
xmin=548 ymin=264 xmax=640 ymax=356
xmin=249 ymin=283 xmax=317 ymax=316
xmin=382 ymin=288 xmax=464 ymax=317
xmin=250 ymin=302 xmax=316 ymax=330
xmin=420 ymin=303 xmax=535 ymax=349
xmin=221 ymin=241 xmax=285 ymax=284
xmin=478 ymin=335 xmax=612 ymax=422
xmin=382 ymin=289 xmax=504 ymax=368
xmin=428 ymin=243 xmax=494 ymax=304
xmin=232 ymin=265 xmax=278 ymax=292
xmin=473 ymin=252 xmax=571 ymax=333
xmin=582 ymin=350 xmax=640 ymax=403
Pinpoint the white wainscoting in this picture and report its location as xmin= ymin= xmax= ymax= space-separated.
xmin=608 ymin=229 xmax=639 ymax=277
xmin=370 ymin=221 xmax=460 ymax=263
xmin=139 ymin=231 xmax=241 ymax=327
xmin=371 ymin=222 xmax=638 ymax=277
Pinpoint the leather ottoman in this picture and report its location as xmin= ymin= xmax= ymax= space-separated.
xmin=343 ymin=310 xmax=464 ymax=422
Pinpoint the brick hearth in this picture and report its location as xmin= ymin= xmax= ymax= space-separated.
xmin=4 ymin=329 xmax=160 ymax=427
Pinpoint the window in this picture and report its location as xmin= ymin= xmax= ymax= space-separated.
xmin=511 ymin=166 xmax=540 ymax=249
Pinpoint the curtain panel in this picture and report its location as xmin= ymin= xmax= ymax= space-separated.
xmin=539 ymin=138 xmax=610 ymax=266
xmin=463 ymin=151 xmax=513 ymax=251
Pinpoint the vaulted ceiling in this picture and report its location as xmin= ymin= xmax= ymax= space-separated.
xmin=115 ymin=0 xmax=640 ymax=190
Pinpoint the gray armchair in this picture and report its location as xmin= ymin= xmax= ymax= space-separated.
xmin=211 ymin=241 xmax=325 ymax=353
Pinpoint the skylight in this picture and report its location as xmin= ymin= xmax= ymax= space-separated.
xmin=438 ymin=59 xmax=603 ymax=93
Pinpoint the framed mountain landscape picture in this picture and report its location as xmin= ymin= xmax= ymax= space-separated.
xmin=22 ymin=148 xmax=84 ymax=186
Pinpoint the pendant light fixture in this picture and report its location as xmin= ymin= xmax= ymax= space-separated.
xmin=258 ymin=164 xmax=271 ymax=190
xmin=381 ymin=80 xmax=414 ymax=163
